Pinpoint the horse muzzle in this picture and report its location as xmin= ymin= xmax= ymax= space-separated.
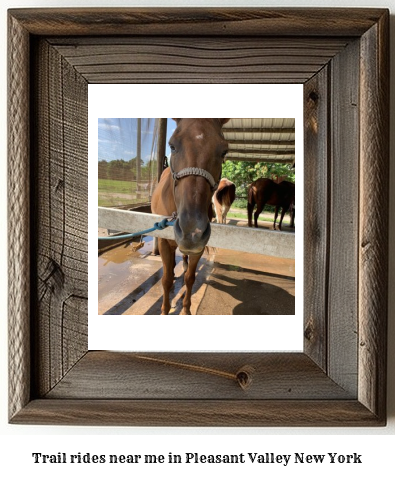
xmin=173 ymin=217 xmax=211 ymax=255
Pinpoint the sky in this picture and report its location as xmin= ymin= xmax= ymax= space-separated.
xmin=98 ymin=118 xmax=177 ymax=163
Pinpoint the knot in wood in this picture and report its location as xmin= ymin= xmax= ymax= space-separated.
xmin=308 ymin=90 xmax=319 ymax=103
xmin=236 ymin=365 xmax=255 ymax=390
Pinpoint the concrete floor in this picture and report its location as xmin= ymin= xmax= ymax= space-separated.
xmin=98 ymin=218 xmax=295 ymax=316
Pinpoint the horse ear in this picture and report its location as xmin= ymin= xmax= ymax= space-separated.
xmin=220 ymin=119 xmax=230 ymax=125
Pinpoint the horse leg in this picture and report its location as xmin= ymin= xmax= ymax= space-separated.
xmin=222 ymin=207 xmax=227 ymax=224
xmin=180 ymin=252 xmax=202 ymax=315
xmin=217 ymin=207 xmax=223 ymax=224
xmin=158 ymin=238 xmax=177 ymax=315
xmin=273 ymin=206 xmax=279 ymax=230
xmin=247 ymin=199 xmax=255 ymax=227
xmin=254 ymin=201 xmax=264 ymax=228
xmin=182 ymin=254 xmax=188 ymax=272
xmin=278 ymin=207 xmax=287 ymax=231
xmin=213 ymin=197 xmax=221 ymax=223
xmin=290 ymin=208 xmax=295 ymax=228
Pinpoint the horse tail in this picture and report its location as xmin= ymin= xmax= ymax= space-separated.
xmin=215 ymin=187 xmax=225 ymax=206
xmin=247 ymin=183 xmax=255 ymax=227
xmin=247 ymin=183 xmax=255 ymax=206
xmin=228 ymin=183 xmax=236 ymax=206
xmin=217 ymin=183 xmax=236 ymax=208
xmin=216 ymin=182 xmax=236 ymax=205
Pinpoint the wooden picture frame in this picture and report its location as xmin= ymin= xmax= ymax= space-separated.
xmin=8 ymin=8 xmax=389 ymax=426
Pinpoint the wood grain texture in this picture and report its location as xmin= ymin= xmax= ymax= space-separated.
xmin=46 ymin=352 xmax=353 ymax=400
xmin=8 ymin=13 xmax=31 ymax=421
xmin=327 ymin=40 xmax=360 ymax=396
xmin=303 ymin=67 xmax=330 ymax=371
xmin=31 ymin=39 xmax=88 ymax=397
xmin=8 ymin=7 xmax=387 ymax=37
xmin=11 ymin=399 xmax=384 ymax=427
xmin=49 ymin=37 xmax=350 ymax=84
xmin=358 ymin=12 xmax=389 ymax=420
xmin=7 ymin=7 xmax=389 ymax=426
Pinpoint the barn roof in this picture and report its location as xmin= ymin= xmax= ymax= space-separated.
xmin=222 ymin=118 xmax=295 ymax=165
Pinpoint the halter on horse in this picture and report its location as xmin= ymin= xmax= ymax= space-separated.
xmin=151 ymin=118 xmax=230 ymax=314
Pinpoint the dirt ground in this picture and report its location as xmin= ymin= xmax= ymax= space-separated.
xmin=98 ymin=218 xmax=295 ymax=316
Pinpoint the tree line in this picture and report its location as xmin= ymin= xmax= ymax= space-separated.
xmin=222 ymin=161 xmax=295 ymax=206
xmin=98 ymin=158 xmax=156 ymax=182
xmin=99 ymin=157 xmax=295 ymax=204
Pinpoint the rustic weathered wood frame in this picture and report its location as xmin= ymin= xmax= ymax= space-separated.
xmin=8 ymin=8 xmax=389 ymax=426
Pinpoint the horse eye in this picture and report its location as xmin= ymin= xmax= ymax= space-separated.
xmin=169 ymin=144 xmax=176 ymax=153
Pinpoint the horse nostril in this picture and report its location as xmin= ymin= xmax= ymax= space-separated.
xmin=173 ymin=217 xmax=211 ymax=251
xmin=173 ymin=218 xmax=184 ymax=241
xmin=196 ymin=221 xmax=211 ymax=244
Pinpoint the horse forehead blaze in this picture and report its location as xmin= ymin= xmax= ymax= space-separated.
xmin=177 ymin=119 xmax=222 ymax=137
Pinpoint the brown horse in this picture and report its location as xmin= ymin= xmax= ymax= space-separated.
xmin=247 ymin=178 xmax=295 ymax=230
xmin=212 ymin=178 xmax=236 ymax=224
xmin=151 ymin=118 xmax=230 ymax=315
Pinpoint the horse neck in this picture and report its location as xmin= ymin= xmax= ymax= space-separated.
xmin=151 ymin=168 xmax=177 ymax=216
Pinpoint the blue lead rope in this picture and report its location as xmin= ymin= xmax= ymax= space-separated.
xmin=98 ymin=218 xmax=175 ymax=241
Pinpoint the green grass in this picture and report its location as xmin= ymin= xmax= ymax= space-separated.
xmin=98 ymin=178 xmax=137 ymax=194
xmin=98 ymin=179 xmax=148 ymax=207
xmin=98 ymin=196 xmax=129 ymax=207
xmin=226 ymin=209 xmax=291 ymax=225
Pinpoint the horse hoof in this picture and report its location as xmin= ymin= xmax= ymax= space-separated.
xmin=180 ymin=309 xmax=191 ymax=315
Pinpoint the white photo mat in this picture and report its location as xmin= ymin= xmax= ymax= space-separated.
xmin=88 ymin=84 xmax=303 ymax=352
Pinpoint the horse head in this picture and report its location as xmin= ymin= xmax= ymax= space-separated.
xmin=169 ymin=118 xmax=230 ymax=255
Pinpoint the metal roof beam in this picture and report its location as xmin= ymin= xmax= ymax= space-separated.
xmin=223 ymin=127 xmax=295 ymax=134
xmin=228 ymin=148 xmax=295 ymax=155
xmin=227 ymin=139 xmax=295 ymax=146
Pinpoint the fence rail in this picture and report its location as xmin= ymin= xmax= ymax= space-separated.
xmin=98 ymin=207 xmax=295 ymax=259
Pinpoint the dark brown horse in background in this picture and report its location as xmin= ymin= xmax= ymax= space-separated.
xmin=212 ymin=178 xmax=236 ymax=224
xmin=151 ymin=118 xmax=230 ymax=315
xmin=247 ymin=178 xmax=295 ymax=230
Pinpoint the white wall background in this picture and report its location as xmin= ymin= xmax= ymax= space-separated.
xmin=1 ymin=0 xmax=394 ymax=476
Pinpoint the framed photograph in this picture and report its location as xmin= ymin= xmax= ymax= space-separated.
xmin=90 ymin=85 xmax=302 ymax=349
xmin=8 ymin=8 xmax=389 ymax=426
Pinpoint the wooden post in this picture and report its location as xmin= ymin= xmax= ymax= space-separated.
xmin=136 ymin=118 xmax=141 ymax=199
xmin=154 ymin=118 xmax=168 ymax=255
xmin=157 ymin=118 xmax=167 ymax=182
